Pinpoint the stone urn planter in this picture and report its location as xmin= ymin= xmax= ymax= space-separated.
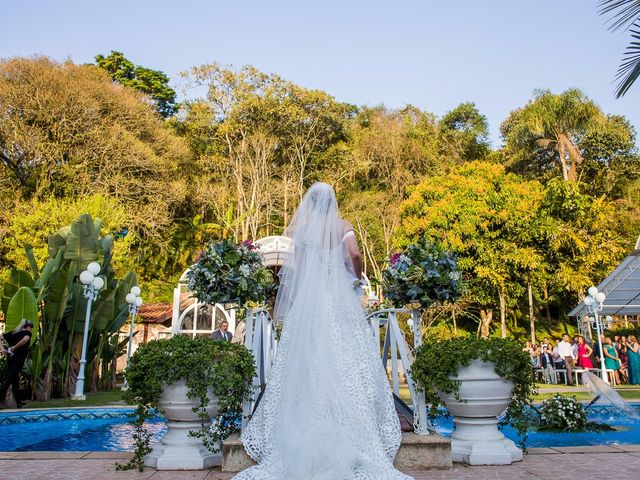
xmin=439 ymin=359 xmax=522 ymax=465
xmin=144 ymin=380 xmax=220 ymax=470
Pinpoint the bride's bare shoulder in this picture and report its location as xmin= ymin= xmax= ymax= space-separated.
xmin=340 ymin=219 xmax=354 ymax=233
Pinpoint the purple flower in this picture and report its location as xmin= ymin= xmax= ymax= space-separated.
xmin=241 ymin=240 xmax=257 ymax=251
xmin=389 ymin=252 xmax=402 ymax=266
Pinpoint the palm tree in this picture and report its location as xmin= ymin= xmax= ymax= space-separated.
xmin=599 ymin=0 xmax=640 ymax=97
xmin=503 ymin=89 xmax=603 ymax=182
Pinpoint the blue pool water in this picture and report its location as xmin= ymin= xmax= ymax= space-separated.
xmin=0 ymin=408 xmax=165 ymax=451
xmin=1 ymin=404 xmax=639 ymax=451
xmin=431 ymin=403 xmax=640 ymax=448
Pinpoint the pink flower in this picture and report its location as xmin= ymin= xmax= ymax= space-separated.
xmin=241 ymin=240 xmax=257 ymax=251
xmin=389 ymin=252 xmax=402 ymax=266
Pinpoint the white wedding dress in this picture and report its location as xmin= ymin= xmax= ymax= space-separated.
xmin=234 ymin=183 xmax=412 ymax=480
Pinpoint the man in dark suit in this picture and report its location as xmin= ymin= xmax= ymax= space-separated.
xmin=212 ymin=320 xmax=232 ymax=342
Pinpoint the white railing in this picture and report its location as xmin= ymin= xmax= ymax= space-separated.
xmin=241 ymin=308 xmax=278 ymax=429
xmin=367 ymin=308 xmax=430 ymax=435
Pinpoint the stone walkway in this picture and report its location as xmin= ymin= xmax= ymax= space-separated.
xmin=2 ymin=447 xmax=640 ymax=480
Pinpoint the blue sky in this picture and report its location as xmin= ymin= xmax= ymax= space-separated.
xmin=3 ymin=0 xmax=639 ymax=145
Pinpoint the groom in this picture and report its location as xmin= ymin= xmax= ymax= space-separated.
xmin=212 ymin=320 xmax=232 ymax=342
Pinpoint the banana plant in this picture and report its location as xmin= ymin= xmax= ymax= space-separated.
xmin=1 ymin=213 xmax=138 ymax=400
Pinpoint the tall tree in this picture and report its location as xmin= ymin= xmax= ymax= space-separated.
xmin=95 ymin=51 xmax=177 ymax=117
xmin=501 ymin=89 xmax=603 ymax=182
xmin=439 ymin=102 xmax=490 ymax=162
xmin=397 ymin=161 xmax=544 ymax=337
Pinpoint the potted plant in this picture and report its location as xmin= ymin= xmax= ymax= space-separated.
xmin=411 ymin=336 xmax=536 ymax=465
xmin=118 ymin=335 xmax=255 ymax=471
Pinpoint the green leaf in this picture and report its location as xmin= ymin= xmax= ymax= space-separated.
xmin=64 ymin=214 xmax=99 ymax=271
xmin=65 ymin=283 xmax=88 ymax=333
xmin=1 ymin=269 xmax=35 ymax=316
xmin=91 ymin=290 xmax=116 ymax=332
xmin=35 ymin=250 xmax=64 ymax=293
xmin=45 ymin=263 xmax=77 ymax=325
xmin=6 ymin=287 xmax=38 ymax=335
xmin=47 ymin=232 xmax=67 ymax=259
xmin=24 ymin=244 xmax=39 ymax=281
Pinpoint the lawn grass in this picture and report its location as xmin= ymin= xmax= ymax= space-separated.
xmin=22 ymin=389 xmax=125 ymax=409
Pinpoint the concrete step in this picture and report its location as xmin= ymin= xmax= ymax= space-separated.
xmin=221 ymin=431 xmax=452 ymax=472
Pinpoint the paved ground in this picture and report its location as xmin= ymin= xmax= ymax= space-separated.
xmin=2 ymin=447 xmax=640 ymax=480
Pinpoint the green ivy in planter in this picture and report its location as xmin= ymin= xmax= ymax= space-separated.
xmin=412 ymin=336 xmax=537 ymax=448
xmin=117 ymin=335 xmax=256 ymax=471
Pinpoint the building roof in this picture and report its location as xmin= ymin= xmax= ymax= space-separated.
xmin=138 ymin=302 xmax=173 ymax=324
xmin=568 ymin=249 xmax=640 ymax=318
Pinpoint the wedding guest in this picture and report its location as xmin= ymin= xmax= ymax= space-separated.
xmin=552 ymin=340 xmax=566 ymax=383
xmin=572 ymin=335 xmax=580 ymax=360
xmin=540 ymin=346 xmax=556 ymax=384
xmin=0 ymin=320 xmax=34 ymax=408
xmin=619 ymin=337 xmax=629 ymax=383
xmin=577 ymin=336 xmax=594 ymax=369
xmin=212 ymin=320 xmax=233 ymax=342
xmin=627 ymin=335 xmax=640 ymax=385
xmin=532 ymin=344 xmax=541 ymax=368
xmin=603 ymin=336 xmax=621 ymax=385
xmin=558 ymin=334 xmax=576 ymax=385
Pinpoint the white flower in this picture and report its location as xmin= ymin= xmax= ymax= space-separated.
xmin=239 ymin=264 xmax=251 ymax=276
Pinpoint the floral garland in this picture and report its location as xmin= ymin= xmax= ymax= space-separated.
xmin=382 ymin=239 xmax=462 ymax=309
xmin=187 ymin=238 xmax=274 ymax=306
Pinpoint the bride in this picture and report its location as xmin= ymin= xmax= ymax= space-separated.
xmin=234 ymin=182 xmax=413 ymax=480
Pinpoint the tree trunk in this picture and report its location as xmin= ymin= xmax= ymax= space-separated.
xmin=528 ymin=281 xmax=536 ymax=345
xmin=66 ymin=333 xmax=82 ymax=397
xmin=499 ymin=292 xmax=507 ymax=338
xmin=35 ymin=367 xmax=53 ymax=402
xmin=452 ymin=309 xmax=457 ymax=335
xmin=543 ymin=282 xmax=551 ymax=323
xmin=479 ymin=309 xmax=493 ymax=338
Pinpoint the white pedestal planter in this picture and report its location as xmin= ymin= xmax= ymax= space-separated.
xmin=144 ymin=380 xmax=221 ymax=470
xmin=440 ymin=359 xmax=522 ymax=465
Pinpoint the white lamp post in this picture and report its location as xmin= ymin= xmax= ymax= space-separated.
xmin=123 ymin=286 xmax=143 ymax=390
xmin=73 ymin=261 xmax=103 ymax=400
xmin=582 ymin=286 xmax=611 ymax=384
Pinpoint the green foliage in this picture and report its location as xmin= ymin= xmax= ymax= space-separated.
xmin=6 ymin=287 xmax=38 ymax=335
xmin=599 ymin=0 xmax=640 ymax=98
xmin=187 ymin=238 xmax=274 ymax=306
xmin=382 ymin=240 xmax=462 ymax=309
xmin=95 ymin=51 xmax=177 ymax=117
xmin=440 ymin=102 xmax=490 ymax=162
xmin=412 ymin=336 xmax=536 ymax=447
xmin=118 ymin=335 xmax=256 ymax=471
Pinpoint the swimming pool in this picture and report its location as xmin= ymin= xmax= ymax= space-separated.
xmin=0 ymin=408 xmax=165 ymax=451
xmin=431 ymin=403 xmax=640 ymax=448
xmin=1 ymin=404 xmax=639 ymax=451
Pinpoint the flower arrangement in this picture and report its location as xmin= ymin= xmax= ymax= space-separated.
xmin=382 ymin=239 xmax=462 ymax=309
xmin=539 ymin=395 xmax=587 ymax=431
xmin=187 ymin=238 xmax=274 ymax=306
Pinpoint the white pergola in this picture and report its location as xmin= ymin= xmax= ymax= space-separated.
xmin=568 ymin=239 xmax=640 ymax=320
